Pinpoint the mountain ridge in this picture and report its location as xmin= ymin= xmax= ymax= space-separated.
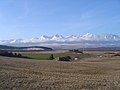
xmin=0 ymin=33 xmax=120 ymax=47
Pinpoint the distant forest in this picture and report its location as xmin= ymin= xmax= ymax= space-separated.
xmin=0 ymin=45 xmax=53 ymax=52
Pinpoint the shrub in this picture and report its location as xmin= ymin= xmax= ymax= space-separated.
xmin=49 ymin=54 xmax=54 ymax=60
xmin=17 ymin=53 xmax=22 ymax=57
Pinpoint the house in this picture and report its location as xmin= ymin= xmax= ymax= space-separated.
xmin=56 ymin=56 xmax=79 ymax=61
xmin=0 ymin=50 xmax=13 ymax=56
xmin=69 ymin=49 xmax=83 ymax=54
xmin=74 ymin=57 xmax=78 ymax=60
xmin=113 ymin=53 xmax=120 ymax=56
xmin=56 ymin=56 xmax=72 ymax=61
xmin=0 ymin=50 xmax=9 ymax=55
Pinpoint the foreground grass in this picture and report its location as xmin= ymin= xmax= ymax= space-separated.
xmin=0 ymin=54 xmax=120 ymax=90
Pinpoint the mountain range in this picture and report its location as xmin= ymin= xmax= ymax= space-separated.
xmin=0 ymin=33 xmax=120 ymax=48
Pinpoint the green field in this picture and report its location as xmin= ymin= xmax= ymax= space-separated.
xmin=20 ymin=52 xmax=93 ymax=60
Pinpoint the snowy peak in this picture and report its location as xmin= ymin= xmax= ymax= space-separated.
xmin=103 ymin=34 xmax=120 ymax=40
xmin=51 ymin=34 xmax=63 ymax=40
xmin=83 ymin=33 xmax=94 ymax=37
xmin=81 ymin=33 xmax=95 ymax=40
xmin=40 ymin=35 xmax=51 ymax=40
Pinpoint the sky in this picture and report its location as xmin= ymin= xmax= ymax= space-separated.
xmin=0 ymin=0 xmax=120 ymax=40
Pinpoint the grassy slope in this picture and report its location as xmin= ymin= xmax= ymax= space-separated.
xmin=0 ymin=55 xmax=120 ymax=90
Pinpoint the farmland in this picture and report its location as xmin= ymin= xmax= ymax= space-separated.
xmin=0 ymin=51 xmax=120 ymax=90
xmin=20 ymin=52 xmax=92 ymax=60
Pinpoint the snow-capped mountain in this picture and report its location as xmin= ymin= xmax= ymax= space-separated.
xmin=0 ymin=33 xmax=120 ymax=46
xmin=80 ymin=33 xmax=96 ymax=40
xmin=51 ymin=34 xmax=64 ymax=41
